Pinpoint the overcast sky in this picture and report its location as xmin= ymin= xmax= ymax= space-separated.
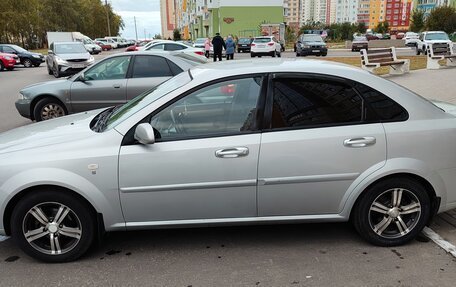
xmin=110 ymin=0 xmax=161 ymax=40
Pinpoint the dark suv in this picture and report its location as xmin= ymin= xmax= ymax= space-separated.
xmin=296 ymin=34 xmax=328 ymax=57
xmin=0 ymin=44 xmax=45 ymax=67
xmin=237 ymin=38 xmax=253 ymax=53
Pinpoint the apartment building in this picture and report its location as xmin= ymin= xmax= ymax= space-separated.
xmin=160 ymin=0 xmax=176 ymax=39
xmin=385 ymin=0 xmax=412 ymax=31
xmin=301 ymin=0 xmax=328 ymax=24
xmin=336 ymin=0 xmax=360 ymax=23
xmin=284 ymin=0 xmax=301 ymax=30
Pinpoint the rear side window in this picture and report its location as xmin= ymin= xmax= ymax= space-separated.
xmin=354 ymin=82 xmax=408 ymax=121
xmin=165 ymin=44 xmax=186 ymax=51
xmin=166 ymin=59 xmax=183 ymax=75
xmin=132 ymin=55 xmax=173 ymax=78
xmin=271 ymin=78 xmax=363 ymax=129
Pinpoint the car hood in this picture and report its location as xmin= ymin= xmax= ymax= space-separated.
xmin=57 ymin=53 xmax=91 ymax=60
xmin=0 ymin=110 xmax=101 ymax=155
xmin=21 ymin=79 xmax=71 ymax=94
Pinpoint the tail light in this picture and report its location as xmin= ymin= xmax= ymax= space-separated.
xmin=267 ymin=42 xmax=274 ymax=46
xmin=251 ymin=43 xmax=256 ymax=46
xmin=194 ymin=51 xmax=204 ymax=56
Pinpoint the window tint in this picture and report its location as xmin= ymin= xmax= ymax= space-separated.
xmin=3 ymin=46 xmax=16 ymax=54
xmin=151 ymin=77 xmax=262 ymax=140
xmin=84 ymin=56 xmax=130 ymax=81
xmin=271 ymin=78 xmax=362 ymax=129
xmin=131 ymin=55 xmax=173 ymax=78
xmin=354 ymin=82 xmax=408 ymax=121
xmin=166 ymin=59 xmax=183 ymax=75
xmin=165 ymin=43 xmax=186 ymax=51
xmin=150 ymin=44 xmax=164 ymax=50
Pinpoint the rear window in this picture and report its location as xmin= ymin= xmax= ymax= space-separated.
xmin=254 ymin=38 xmax=272 ymax=43
xmin=238 ymin=38 xmax=251 ymax=44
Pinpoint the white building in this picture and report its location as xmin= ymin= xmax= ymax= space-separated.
xmin=301 ymin=0 xmax=328 ymax=24
xmin=336 ymin=0 xmax=359 ymax=23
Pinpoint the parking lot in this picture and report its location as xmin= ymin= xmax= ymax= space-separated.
xmin=1 ymin=48 xmax=456 ymax=286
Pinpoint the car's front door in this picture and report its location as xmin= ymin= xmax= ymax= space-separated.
xmin=70 ymin=55 xmax=131 ymax=112
xmin=125 ymin=55 xmax=175 ymax=101
xmin=257 ymin=75 xmax=387 ymax=216
xmin=118 ymin=76 xmax=265 ymax=223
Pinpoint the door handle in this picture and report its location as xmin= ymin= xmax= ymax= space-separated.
xmin=215 ymin=147 xmax=249 ymax=158
xmin=343 ymin=137 xmax=376 ymax=148
xmin=113 ymin=84 xmax=121 ymax=88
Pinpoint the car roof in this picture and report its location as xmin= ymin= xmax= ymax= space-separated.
xmin=54 ymin=42 xmax=84 ymax=45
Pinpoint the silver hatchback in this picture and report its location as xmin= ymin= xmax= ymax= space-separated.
xmin=2 ymin=59 xmax=456 ymax=262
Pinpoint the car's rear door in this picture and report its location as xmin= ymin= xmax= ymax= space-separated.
xmin=257 ymin=74 xmax=387 ymax=216
xmin=125 ymin=55 xmax=178 ymax=101
xmin=70 ymin=55 xmax=131 ymax=112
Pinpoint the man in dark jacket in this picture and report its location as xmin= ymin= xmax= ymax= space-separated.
xmin=211 ymin=33 xmax=226 ymax=62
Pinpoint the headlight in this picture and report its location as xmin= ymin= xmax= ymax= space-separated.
xmin=55 ymin=56 xmax=67 ymax=64
xmin=18 ymin=92 xmax=25 ymax=100
xmin=302 ymin=45 xmax=310 ymax=48
xmin=88 ymin=56 xmax=95 ymax=63
xmin=32 ymin=54 xmax=40 ymax=58
xmin=4 ymin=56 xmax=12 ymax=60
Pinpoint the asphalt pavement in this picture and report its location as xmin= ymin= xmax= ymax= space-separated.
xmin=0 ymin=48 xmax=455 ymax=286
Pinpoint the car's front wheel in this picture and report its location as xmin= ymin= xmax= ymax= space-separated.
xmin=353 ymin=177 xmax=431 ymax=246
xmin=52 ymin=64 xmax=60 ymax=78
xmin=11 ymin=189 xmax=96 ymax=262
xmin=33 ymin=97 xmax=67 ymax=121
xmin=416 ymin=46 xmax=421 ymax=55
xmin=0 ymin=62 xmax=4 ymax=71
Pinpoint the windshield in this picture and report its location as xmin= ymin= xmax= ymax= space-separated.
xmin=238 ymin=38 xmax=251 ymax=44
xmin=195 ymin=38 xmax=206 ymax=44
xmin=425 ymin=33 xmax=449 ymax=41
xmin=10 ymin=45 xmax=28 ymax=53
xmin=104 ymin=71 xmax=192 ymax=130
xmin=55 ymin=43 xmax=87 ymax=54
xmin=302 ymin=35 xmax=324 ymax=42
xmin=354 ymin=36 xmax=367 ymax=41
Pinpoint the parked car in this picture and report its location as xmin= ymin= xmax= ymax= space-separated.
xmin=415 ymin=31 xmax=452 ymax=55
xmin=80 ymin=37 xmax=102 ymax=55
xmin=0 ymin=52 xmax=19 ymax=71
xmin=46 ymin=42 xmax=94 ymax=78
xmin=4 ymin=59 xmax=456 ymax=262
xmin=351 ymin=36 xmax=368 ymax=52
xmin=105 ymin=36 xmax=128 ymax=48
xmin=193 ymin=38 xmax=206 ymax=49
xmin=0 ymin=44 xmax=45 ymax=67
xmin=95 ymin=38 xmax=117 ymax=49
xmin=250 ymin=36 xmax=282 ymax=57
xmin=396 ymin=32 xmax=405 ymax=40
xmin=237 ymin=38 xmax=253 ymax=53
xmin=125 ymin=41 xmax=149 ymax=52
xmin=382 ymin=33 xmax=391 ymax=40
xmin=17 ymin=51 xmax=199 ymax=121
xmin=94 ymin=40 xmax=113 ymax=51
xmin=366 ymin=34 xmax=379 ymax=41
xmin=404 ymin=32 xmax=419 ymax=47
xmin=295 ymin=34 xmax=327 ymax=57
xmin=145 ymin=41 xmax=207 ymax=62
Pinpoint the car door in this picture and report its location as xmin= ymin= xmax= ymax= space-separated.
xmin=118 ymin=76 xmax=265 ymax=223
xmin=125 ymin=55 xmax=176 ymax=101
xmin=70 ymin=55 xmax=131 ymax=112
xmin=257 ymin=74 xmax=387 ymax=216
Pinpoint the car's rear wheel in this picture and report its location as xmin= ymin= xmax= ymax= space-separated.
xmin=23 ymin=58 xmax=33 ymax=68
xmin=271 ymin=51 xmax=276 ymax=57
xmin=353 ymin=177 xmax=431 ymax=246
xmin=11 ymin=189 xmax=96 ymax=262
xmin=53 ymin=65 xmax=60 ymax=78
xmin=416 ymin=46 xmax=421 ymax=55
xmin=277 ymin=51 xmax=281 ymax=58
xmin=322 ymin=53 xmax=327 ymax=57
xmin=250 ymin=53 xmax=255 ymax=58
xmin=0 ymin=62 xmax=4 ymax=71
xmin=33 ymin=97 xmax=67 ymax=121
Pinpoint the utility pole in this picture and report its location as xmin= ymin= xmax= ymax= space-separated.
xmin=105 ymin=0 xmax=111 ymax=36
xmin=134 ymin=16 xmax=138 ymax=41
xmin=144 ymin=29 xmax=147 ymax=40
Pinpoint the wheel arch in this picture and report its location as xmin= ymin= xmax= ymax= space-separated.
xmin=30 ymin=95 xmax=68 ymax=121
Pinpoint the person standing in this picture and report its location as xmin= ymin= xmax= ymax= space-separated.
xmin=225 ymin=36 xmax=236 ymax=60
xmin=204 ymin=37 xmax=212 ymax=58
xmin=211 ymin=33 xmax=226 ymax=62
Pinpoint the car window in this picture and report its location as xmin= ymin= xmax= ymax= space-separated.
xmin=150 ymin=77 xmax=262 ymax=141
xmin=165 ymin=44 xmax=186 ymax=51
xmin=131 ymin=55 xmax=173 ymax=78
xmin=254 ymin=38 xmax=272 ymax=43
xmin=84 ymin=56 xmax=131 ymax=81
xmin=166 ymin=59 xmax=183 ymax=75
xmin=270 ymin=78 xmax=362 ymax=129
xmin=3 ymin=46 xmax=16 ymax=54
xmin=150 ymin=44 xmax=165 ymax=50
xmin=55 ymin=44 xmax=87 ymax=54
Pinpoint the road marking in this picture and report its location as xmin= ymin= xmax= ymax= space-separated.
xmin=422 ymin=227 xmax=456 ymax=258
xmin=0 ymin=235 xmax=9 ymax=242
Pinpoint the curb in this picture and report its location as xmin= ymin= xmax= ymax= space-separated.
xmin=422 ymin=226 xmax=456 ymax=258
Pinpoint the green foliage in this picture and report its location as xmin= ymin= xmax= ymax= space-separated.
xmin=357 ymin=22 xmax=367 ymax=34
xmin=375 ymin=21 xmax=389 ymax=34
xmin=154 ymin=34 xmax=162 ymax=40
xmin=285 ymin=25 xmax=296 ymax=45
xmin=0 ymin=0 xmax=124 ymax=49
xmin=410 ymin=9 xmax=426 ymax=32
xmin=173 ymin=29 xmax=182 ymax=41
xmin=426 ymin=6 xmax=456 ymax=34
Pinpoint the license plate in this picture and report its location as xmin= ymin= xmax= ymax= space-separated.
xmin=312 ymin=50 xmax=320 ymax=52
xmin=72 ymin=64 xmax=85 ymax=69
xmin=258 ymin=45 xmax=265 ymax=48
xmin=241 ymin=45 xmax=247 ymax=47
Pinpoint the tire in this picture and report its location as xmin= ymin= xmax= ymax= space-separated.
xmin=10 ymin=189 xmax=96 ymax=262
xmin=277 ymin=52 xmax=281 ymax=58
xmin=272 ymin=51 xmax=276 ymax=58
xmin=322 ymin=53 xmax=327 ymax=57
xmin=22 ymin=58 xmax=33 ymax=68
xmin=53 ymin=64 xmax=60 ymax=78
xmin=415 ymin=46 xmax=421 ymax=55
xmin=47 ymin=65 xmax=53 ymax=75
xmin=296 ymin=52 xmax=300 ymax=57
xmin=34 ymin=63 xmax=41 ymax=67
xmin=0 ymin=62 xmax=4 ymax=71
xmin=250 ymin=53 xmax=255 ymax=58
xmin=352 ymin=177 xmax=431 ymax=246
xmin=33 ymin=97 xmax=67 ymax=121
xmin=6 ymin=67 xmax=14 ymax=71
xmin=351 ymin=48 xmax=355 ymax=52
xmin=237 ymin=49 xmax=240 ymax=53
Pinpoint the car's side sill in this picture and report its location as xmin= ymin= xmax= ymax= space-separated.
xmin=122 ymin=214 xmax=346 ymax=230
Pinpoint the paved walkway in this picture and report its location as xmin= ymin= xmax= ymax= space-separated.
xmin=389 ymin=67 xmax=456 ymax=250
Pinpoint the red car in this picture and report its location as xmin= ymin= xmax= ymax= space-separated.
xmin=125 ymin=41 xmax=149 ymax=52
xmin=94 ymin=41 xmax=112 ymax=51
xmin=0 ymin=52 xmax=19 ymax=71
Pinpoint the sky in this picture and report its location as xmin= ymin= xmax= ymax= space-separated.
xmin=110 ymin=0 xmax=162 ymax=40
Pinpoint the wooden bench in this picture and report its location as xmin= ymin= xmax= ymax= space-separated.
xmin=426 ymin=43 xmax=456 ymax=69
xmin=360 ymin=47 xmax=410 ymax=75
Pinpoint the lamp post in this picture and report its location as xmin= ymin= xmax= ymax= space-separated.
xmin=105 ymin=0 xmax=111 ymax=36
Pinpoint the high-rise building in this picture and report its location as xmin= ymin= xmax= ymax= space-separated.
xmin=367 ymin=0 xmax=386 ymax=30
xmin=336 ymin=0 xmax=360 ymax=23
xmin=358 ymin=0 xmax=371 ymax=26
xmin=284 ymin=0 xmax=301 ymax=30
xmin=300 ymin=0 xmax=328 ymax=24
xmin=385 ymin=0 xmax=412 ymax=32
xmin=160 ymin=0 xmax=176 ymax=39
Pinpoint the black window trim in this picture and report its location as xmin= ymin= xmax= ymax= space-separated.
xmin=127 ymin=54 xmax=174 ymax=79
xmin=121 ymin=73 xmax=269 ymax=146
xmin=262 ymin=72 xmax=408 ymax=133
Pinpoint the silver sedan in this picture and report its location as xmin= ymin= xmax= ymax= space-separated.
xmin=1 ymin=59 xmax=456 ymax=262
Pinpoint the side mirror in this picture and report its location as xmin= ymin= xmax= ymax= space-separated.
xmin=134 ymin=123 xmax=155 ymax=145
xmin=48 ymin=50 xmax=53 ymax=55
xmin=78 ymin=73 xmax=86 ymax=82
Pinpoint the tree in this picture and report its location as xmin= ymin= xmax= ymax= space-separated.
xmin=154 ymin=34 xmax=162 ymax=39
xmin=357 ymin=22 xmax=367 ymax=34
xmin=426 ymin=6 xmax=456 ymax=34
xmin=410 ymin=9 xmax=426 ymax=32
xmin=173 ymin=29 xmax=181 ymax=41
xmin=285 ymin=25 xmax=296 ymax=45
xmin=375 ymin=21 xmax=389 ymax=34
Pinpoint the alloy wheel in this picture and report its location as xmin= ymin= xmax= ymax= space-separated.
xmin=23 ymin=59 xmax=32 ymax=68
xmin=40 ymin=103 xmax=65 ymax=120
